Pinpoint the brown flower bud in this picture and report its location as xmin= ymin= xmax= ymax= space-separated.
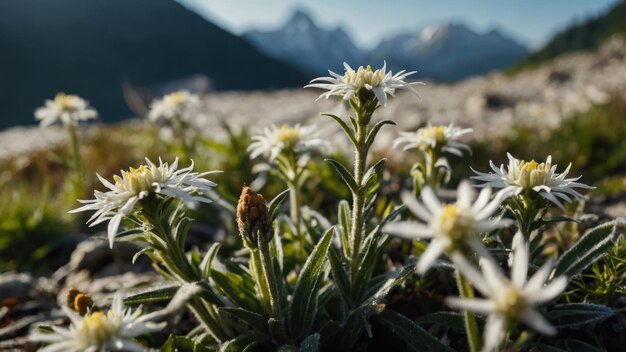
xmin=66 ymin=288 xmax=96 ymax=316
xmin=237 ymin=187 xmax=273 ymax=247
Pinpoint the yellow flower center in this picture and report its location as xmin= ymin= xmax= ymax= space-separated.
xmin=278 ymin=125 xmax=301 ymax=147
xmin=168 ymin=91 xmax=188 ymax=106
xmin=114 ymin=165 xmax=154 ymax=194
xmin=345 ymin=65 xmax=385 ymax=89
xmin=422 ymin=126 xmax=447 ymax=144
xmin=494 ymin=286 xmax=526 ymax=318
xmin=80 ymin=311 xmax=112 ymax=346
xmin=518 ymin=159 xmax=550 ymax=188
xmin=436 ymin=204 xmax=474 ymax=240
xmin=54 ymin=93 xmax=78 ymax=112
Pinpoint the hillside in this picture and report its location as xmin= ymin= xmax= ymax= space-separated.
xmin=0 ymin=0 xmax=309 ymax=129
xmin=513 ymin=0 xmax=626 ymax=70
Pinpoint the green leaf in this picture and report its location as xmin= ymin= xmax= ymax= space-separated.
xmin=337 ymin=200 xmax=351 ymax=256
xmin=289 ymin=227 xmax=335 ymax=339
xmin=547 ymin=303 xmax=613 ymax=328
xmin=415 ymin=312 xmax=466 ymax=331
xmin=219 ymin=307 xmax=268 ymax=333
xmin=211 ymin=268 xmax=261 ymax=312
xmin=124 ymin=285 xmax=180 ymax=306
xmin=174 ymin=217 xmax=193 ymax=253
xmin=221 ymin=331 xmax=269 ymax=352
xmin=554 ymin=222 xmax=618 ymax=278
xmin=325 ymin=158 xmax=358 ymax=195
xmin=378 ymin=309 xmax=454 ymax=352
xmin=364 ymin=119 xmax=395 ymax=151
xmin=268 ymin=189 xmax=290 ymax=220
xmin=199 ymin=243 xmax=220 ymax=279
xmin=160 ymin=334 xmax=213 ymax=352
xmin=361 ymin=158 xmax=386 ymax=188
xmin=328 ymin=246 xmax=351 ymax=303
xmin=300 ymin=333 xmax=320 ymax=352
xmin=322 ymin=113 xmax=356 ymax=145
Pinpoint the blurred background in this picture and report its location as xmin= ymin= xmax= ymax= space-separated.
xmin=0 ymin=0 xmax=624 ymax=129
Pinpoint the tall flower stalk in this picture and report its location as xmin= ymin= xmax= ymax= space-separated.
xmin=35 ymin=93 xmax=98 ymax=200
xmin=307 ymin=62 xmax=422 ymax=306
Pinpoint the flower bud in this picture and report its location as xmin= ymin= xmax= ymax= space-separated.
xmin=237 ymin=187 xmax=273 ymax=247
xmin=66 ymin=288 xmax=96 ymax=316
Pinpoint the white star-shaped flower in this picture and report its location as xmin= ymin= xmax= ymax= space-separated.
xmin=472 ymin=153 xmax=594 ymax=209
xmin=70 ymin=157 xmax=217 ymax=247
xmin=384 ymin=181 xmax=509 ymax=274
xmin=446 ymin=232 xmax=568 ymax=352
xmin=35 ymin=93 xmax=97 ymax=128
xmin=305 ymin=62 xmax=423 ymax=106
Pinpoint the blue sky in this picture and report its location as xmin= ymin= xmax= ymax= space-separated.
xmin=179 ymin=0 xmax=618 ymax=48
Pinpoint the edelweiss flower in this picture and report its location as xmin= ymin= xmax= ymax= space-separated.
xmin=70 ymin=157 xmax=217 ymax=247
xmin=247 ymin=124 xmax=330 ymax=162
xmin=383 ymin=181 xmax=509 ymax=273
xmin=393 ymin=123 xmax=473 ymax=156
xmin=148 ymin=90 xmax=200 ymax=122
xmin=305 ymin=62 xmax=423 ymax=106
xmin=472 ymin=153 xmax=594 ymax=209
xmin=30 ymin=293 xmax=165 ymax=352
xmin=34 ymin=93 xmax=98 ymax=128
xmin=446 ymin=233 xmax=568 ymax=352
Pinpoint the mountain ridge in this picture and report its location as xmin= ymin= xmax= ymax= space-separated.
xmin=243 ymin=10 xmax=529 ymax=81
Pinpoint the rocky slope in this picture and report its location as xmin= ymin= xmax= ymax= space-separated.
xmin=1 ymin=37 xmax=625 ymax=160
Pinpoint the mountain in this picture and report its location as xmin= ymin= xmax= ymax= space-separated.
xmin=243 ymin=10 xmax=366 ymax=74
xmin=244 ymin=10 xmax=528 ymax=82
xmin=0 ymin=0 xmax=310 ymax=129
xmin=369 ymin=23 xmax=528 ymax=81
xmin=513 ymin=0 xmax=626 ymax=71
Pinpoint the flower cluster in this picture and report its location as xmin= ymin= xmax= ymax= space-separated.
xmin=247 ymin=123 xmax=330 ymax=163
xmin=148 ymin=90 xmax=200 ymax=122
xmin=384 ymin=182 xmax=508 ymax=273
xmin=30 ymin=293 xmax=164 ymax=352
xmin=305 ymin=62 xmax=423 ymax=106
xmin=35 ymin=93 xmax=98 ymax=128
xmin=447 ymin=233 xmax=567 ymax=352
xmin=393 ymin=123 xmax=473 ymax=157
xmin=70 ymin=157 xmax=216 ymax=247
xmin=472 ymin=153 xmax=594 ymax=209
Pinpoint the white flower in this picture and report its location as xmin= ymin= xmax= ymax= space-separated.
xmin=393 ymin=123 xmax=473 ymax=156
xmin=247 ymin=124 xmax=330 ymax=163
xmin=70 ymin=157 xmax=217 ymax=247
xmin=446 ymin=233 xmax=568 ymax=352
xmin=305 ymin=62 xmax=423 ymax=106
xmin=471 ymin=153 xmax=594 ymax=209
xmin=29 ymin=293 xmax=165 ymax=352
xmin=383 ymin=181 xmax=509 ymax=274
xmin=34 ymin=93 xmax=98 ymax=128
xmin=148 ymin=90 xmax=200 ymax=122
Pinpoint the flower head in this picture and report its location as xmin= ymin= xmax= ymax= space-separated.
xmin=247 ymin=124 xmax=330 ymax=163
xmin=70 ymin=157 xmax=217 ymax=247
xmin=446 ymin=233 xmax=568 ymax=352
xmin=30 ymin=293 xmax=165 ymax=352
xmin=305 ymin=62 xmax=423 ymax=106
xmin=393 ymin=123 xmax=473 ymax=156
xmin=383 ymin=181 xmax=509 ymax=273
xmin=472 ymin=153 xmax=594 ymax=209
xmin=237 ymin=187 xmax=273 ymax=247
xmin=34 ymin=93 xmax=98 ymax=128
xmin=148 ymin=90 xmax=200 ymax=122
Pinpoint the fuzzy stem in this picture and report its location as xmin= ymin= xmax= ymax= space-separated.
xmin=456 ymin=269 xmax=481 ymax=352
xmin=350 ymin=120 xmax=368 ymax=278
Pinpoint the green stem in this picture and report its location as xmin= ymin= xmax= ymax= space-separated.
xmin=350 ymin=121 xmax=367 ymax=279
xmin=67 ymin=125 xmax=85 ymax=198
xmin=258 ymin=237 xmax=288 ymax=342
xmin=456 ymin=269 xmax=481 ymax=352
xmin=288 ymin=180 xmax=302 ymax=238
